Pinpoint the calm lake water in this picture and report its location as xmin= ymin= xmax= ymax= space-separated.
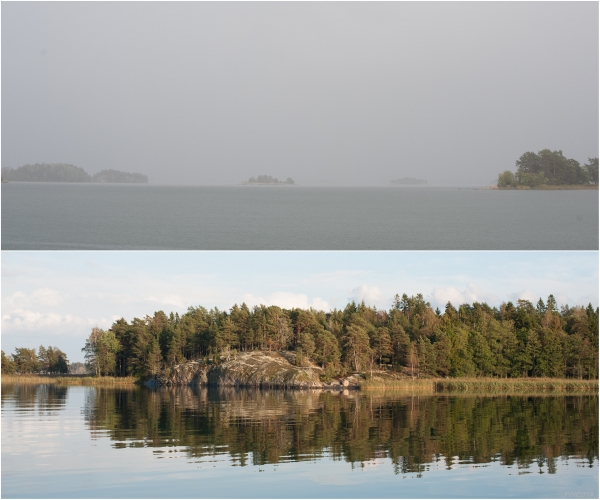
xmin=2 ymin=184 xmax=598 ymax=250
xmin=1 ymin=384 xmax=598 ymax=498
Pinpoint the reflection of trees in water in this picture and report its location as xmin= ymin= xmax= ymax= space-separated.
xmin=83 ymin=387 xmax=598 ymax=474
xmin=1 ymin=383 xmax=68 ymax=416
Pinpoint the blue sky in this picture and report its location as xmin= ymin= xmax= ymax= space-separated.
xmin=2 ymin=251 xmax=597 ymax=363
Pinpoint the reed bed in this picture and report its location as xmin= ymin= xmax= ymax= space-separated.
xmin=1 ymin=374 xmax=137 ymax=386
xmin=360 ymin=377 xmax=598 ymax=393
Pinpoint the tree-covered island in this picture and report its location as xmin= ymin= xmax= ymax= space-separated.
xmin=498 ymin=150 xmax=598 ymax=189
xmin=240 ymin=175 xmax=294 ymax=185
xmin=5 ymin=294 xmax=596 ymax=389
xmin=1 ymin=163 xmax=148 ymax=183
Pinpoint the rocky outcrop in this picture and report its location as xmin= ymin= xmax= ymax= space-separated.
xmin=208 ymin=351 xmax=324 ymax=389
xmin=146 ymin=360 xmax=208 ymax=387
xmin=145 ymin=351 xmax=360 ymax=390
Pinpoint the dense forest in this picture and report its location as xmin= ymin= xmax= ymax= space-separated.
xmin=1 ymin=163 xmax=148 ymax=183
xmin=79 ymin=294 xmax=598 ymax=381
xmin=241 ymin=175 xmax=294 ymax=185
xmin=498 ymin=150 xmax=598 ymax=188
xmin=1 ymin=346 xmax=69 ymax=374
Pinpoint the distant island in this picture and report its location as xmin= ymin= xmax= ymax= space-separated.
xmin=240 ymin=175 xmax=294 ymax=185
xmin=1 ymin=163 xmax=148 ymax=184
xmin=390 ymin=177 xmax=427 ymax=185
xmin=91 ymin=169 xmax=148 ymax=184
xmin=497 ymin=150 xmax=598 ymax=189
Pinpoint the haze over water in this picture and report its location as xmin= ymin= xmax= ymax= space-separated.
xmin=2 ymin=184 xmax=598 ymax=250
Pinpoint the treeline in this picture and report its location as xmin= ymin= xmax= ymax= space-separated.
xmin=90 ymin=169 xmax=148 ymax=183
xmin=1 ymin=346 xmax=70 ymax=374
xmin=498 ymin=150 xmax=598 ymax=188
xmin=82 ymin=294 xmax=599 ymax=381
xmin=242 ymin=175 xmax=294 ymax=185
xmin=1 ymin=163 xmax=148 ymax=183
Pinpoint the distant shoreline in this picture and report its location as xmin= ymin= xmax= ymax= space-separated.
xmin=1 ymin=164 xmax=148 ymax=184
xmin=498 ymin=185 xmax=598 ymax=190
xmin=238 ymin=182 xmax=297 ymax=186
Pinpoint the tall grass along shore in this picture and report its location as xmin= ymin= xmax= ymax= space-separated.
xmin=2 ymin=374 xmax=597 ymax=393
xmin=1 ymin=374 xmax=137 ymax=386
xmin=359 ymin=377 xmax=598 ymax=393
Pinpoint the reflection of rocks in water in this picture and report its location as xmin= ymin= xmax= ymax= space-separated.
xmin=146 ymin=386 xmax=330 ymax=423
xmin=82 ymin=387 xmax=599 ymax=474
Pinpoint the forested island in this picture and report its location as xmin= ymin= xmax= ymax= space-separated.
xmin=1 ymin=163 xmax=148 ymax=183
xmin=4 ymin=294 xmax=596 ymax=386
xmin=390 ymin=177 xmax=427 ymax=185
xmin=497 ymin=150 xmax=598 ymax=189
xmin=240 ymin=175 xmax=294 ymax=185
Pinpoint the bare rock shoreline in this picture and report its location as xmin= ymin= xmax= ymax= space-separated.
xmin=145 ymin=351 xmax=362 ymax=390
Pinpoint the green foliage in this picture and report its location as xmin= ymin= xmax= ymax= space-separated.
xmin=497 ymin=150 xmax=598 ymax=187
xmin=75 ymin=294 xmax=598 ymax=382
xmin=497 ymin=170 xmax=517 ymax=187
xmin=585 ymin=157 xmax=599 ymax=185
xmin=12 ymin=348 xmax=39 ymax=374
xmin=1 ymin=350 xmax=16 ymax=374
xmin=82 ymin=327 xmax=121 ymax=376
xmin=343 ymin=323 xmax=372 ymax=372
xmin=38 ymin=346 xmax=69 ymax=374
xmin=297 ymin=331 xmax=316 ymax=364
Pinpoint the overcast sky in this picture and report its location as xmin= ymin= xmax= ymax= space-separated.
xmin=2 ymin=2 xmax=598 ymax=186
xmin=2 ymin=251 xmax=597 ymax=362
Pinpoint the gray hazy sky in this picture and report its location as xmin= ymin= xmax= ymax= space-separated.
xmin=2 ymin=2 xmax=598 ymax=186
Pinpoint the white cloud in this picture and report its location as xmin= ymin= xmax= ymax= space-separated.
xmin=3 ymin=288 xmax=63 ymax=308
xmin=1 ymin=308 xmax=92 ymax=332
xmin=31 ymin=288 xmax=63 ymax=306
xmin=242 ymin=291 xmax=330 ymax=311
xmin=508 ymin=289 xmax=542 ymax=305
xmin=2 ymin=291 xmax=27 ymax=308
xmin=145 ymin=294 xmax=188 ymax=309
xmin=430 ymin=283 xmax=481 ymax=306
xmin=349 ymin=285 xmax=384 ymax=305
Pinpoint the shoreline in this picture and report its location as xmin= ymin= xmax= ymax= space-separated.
xmin=1 ymin=374 xmax=136 ymax=386
xmin=3 ymin=374 xmax=597 ymax=393
xmin=497 ymin=184 xmax=598 ymax=190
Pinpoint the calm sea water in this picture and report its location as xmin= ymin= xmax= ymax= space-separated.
xmin=1 ymin=384 xmax=597 ymax=498
xmin=2 ymin=184 xmax=598 ymax=249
